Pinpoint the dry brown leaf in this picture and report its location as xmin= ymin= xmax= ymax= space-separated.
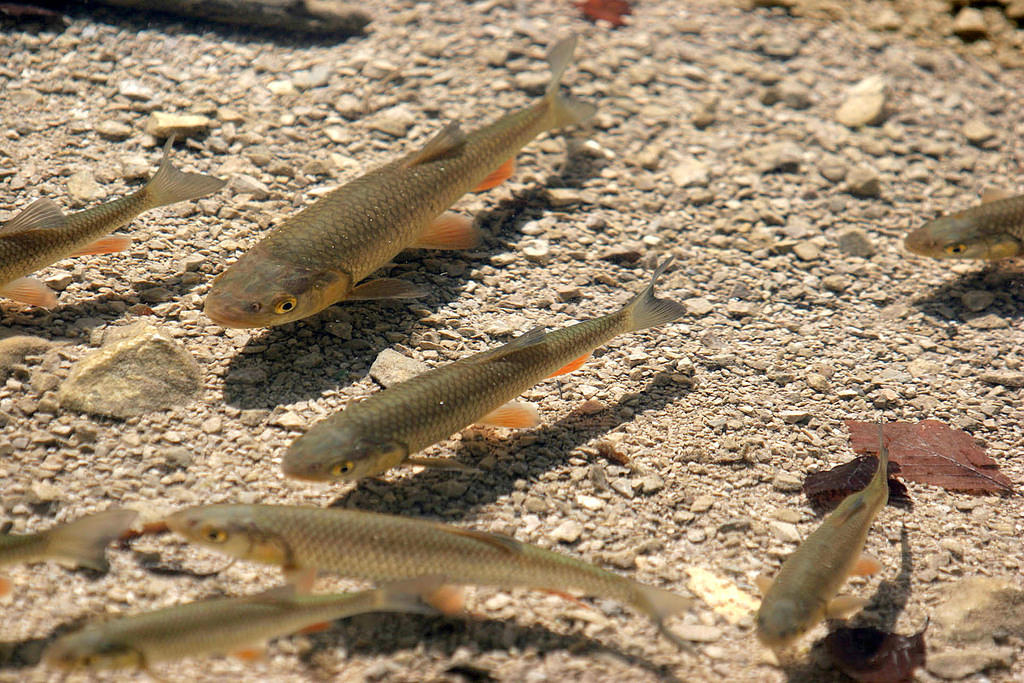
xmin=574 ymin=0 xmax=632 ymax=27
xmin=824 ymin=623 xmax=927 ymax=683
xmin=846 ymin=420 xmax=1015 ymax=495
xmin=803 ymin=455 xmax=912 ymax=513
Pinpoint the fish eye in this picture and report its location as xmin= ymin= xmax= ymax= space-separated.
xmin=274 ymin=297 xmax=297 ymax=314
xmin=201 ymin=525 xmax=229 ymax=543
xmin=330 ymin=461 xmax=354 ymax=477
xmin=945 ymin=243 xmax=966 ymax=254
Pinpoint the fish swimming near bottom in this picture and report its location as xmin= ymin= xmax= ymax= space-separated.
xmin=282 ymin=258 xmax=686 ymax=482
xmin=43 ymin=583 xmax=436 ymax=672
xmin=165 ymin=503 xmax=695 ymax=648
xmin=903 ymin=192 xmax=1024 ymax=260
xmin=755 ymin=426 xmax=890 ymax=649
xmin=0 ymin=508 xmax=138 ymax=596
xmin=0 ymin=138 xmax=225 ymax=307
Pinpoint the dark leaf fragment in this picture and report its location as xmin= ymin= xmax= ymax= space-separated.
xmin=825 ymin=622 xmax=927 ymax=683
xmin=804 ymin=455 xmax=912 ymax=513
xmin=574 ymin=0 xmax=632 ymax=27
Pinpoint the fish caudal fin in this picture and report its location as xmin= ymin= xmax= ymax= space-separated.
xmin=44 ymin=509 xmax=139 ymax=572
xmin=142 ymin=138 xmax=226 ymax=209
xmin=545 ymin=35 xmax=597 ymax=129
xmin=633 ymin=583 xmax=695 ymax=650
xmin=622 ymin=258 xmax=687 ymax=333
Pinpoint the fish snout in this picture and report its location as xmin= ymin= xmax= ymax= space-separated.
xmin=203 ymin=291 xmax=264 ymax=329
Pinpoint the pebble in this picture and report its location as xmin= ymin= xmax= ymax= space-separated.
xmin=835 ymin=75 xmax=887 ymax=128
xmin=369 ymin=349 xmax=428 ymax=388
xmin=95 ymin=120 xmax=133 ymax=140
xmin=951 ymin=7 xmax=987 ymax=40
xmin=754 ymin=142 xmax=802 ymax=173
xmin=683 ymin=297 xmax=713 ymax=316
xmin=686 ymin=527 xmax=707 ymax=544
xmin=771 ymin=471 xmax=803 ymax=492
xmin=117 ymin=79 xmax=155 ymax=101
xmin=927 ymin=647 xmax=1014 ymax=679
xmin=272 ymin=411 xmax=305 ymax=429
xmin=292 ymin=64 xmax=331 ymax=90
xmin=792 ymin=242 xmax=820 ymax=261
xmin=669 ymin=158 xmax=710 ymax=187
xmin=691 ymin=495 xmax=715 ymax=513
xmin=977 ymin=372 xmax=1024 ymax=388
xmin=144 ymin=112 xmax=211 ymax=138
xmin=367 ymin=106 xmax=416 ymax=137
xmin=58 ymin=325 xmax=202 ymax=418
xmin=230 ymin=174 xmax=270 ymax=200
xmin=837 ymin=228 xmax=875 ymax=257
xmin=672 ymin=624 xmax=723 ymax=642
xmin=576 ymin=494 xmax=604 ymax=511
xmin=770 ymin=520 xmax=801 ymax=543
xmin=550 ymin=520 xmax=583 ymax=544
xmin=845 ymin=166 xmax=881 ymax=197
xmin=961 ymin=290 xmax=995 ymax=312
xmin=521 ymin=239 xmax=550 ymax=263
xmin=162 ymin=447 xmax=193 ymax=469
xmin=639 ymin=473 xmax=664 ymax=494
xmin=761 ymin=80 xmax=812 ymax=109
xmin=0 ymin=336 xmax=51 ymax=381
xmin=120 ymin=155 xmax=150 ymax=180
xmin=66 ymin=170 xmax=102 ymax=203
xmin=963 ymin=118 xmax=995 ymax=145
xmin=266 ymin=79 xmax=297 ymax=95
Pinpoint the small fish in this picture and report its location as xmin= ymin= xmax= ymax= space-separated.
xmin=43 ymin=583 xmax=435 ymax=672
xmin=0 ymin=139 xmax=225 ymax=308
xmin=755 ymin=426 xmax=890 ymax=649
xmin=283 ymin=258 xmax=685 ymax=481
xmin=0 ymin=508 xmax=138 ymax=596
xmin=203 ymin=35 xmax=596 ymax=328
xmin=165 ymin=503 xmax=695 ymax=648
xmin=903 ymin=193 xmax=1024 ymax=260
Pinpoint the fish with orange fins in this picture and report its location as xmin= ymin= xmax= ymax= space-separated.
xmin=203 ymin=35 xmax=596 ymax=328
xmin=0 ymin=139 xmax=225 ymax=308
xmin=756 ymin=426 xmax=890 ymax=650
xmin=0 ymin=509 xmax=138 ymax=596
xmin=282 ymin=258 xmax=685 ymax=481
xmin=904 ymin=192 xmax=1024 ymax=260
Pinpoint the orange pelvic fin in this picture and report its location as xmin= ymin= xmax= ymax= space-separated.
xmin=0 ymin=575 xmax=11 ymax=597
xmin=283 ymin=567 xmax=318 ymax=594
xmin=70 ymin=235 xmax=131 ymax=256
xmin=412 ymin=212 xmax=481 ymax=250
xmin=421 ymin=584 xmax=466 ymax=615
xmin=347 ymin=278 xmax=427 ymax=300
xmin=0 ymin=276 xmax=58 ymax=308
xmin=473 ymin=157 xmax=516 ymax=192
xmin=1 ymin=198 xmax=67 ymax=234
xmin=546 ymin=351 xmax=592 ymax=378
xmin=230 ymin=647 xmax=266 ymax=662
xmin=478 ymin=401 xmax=541 ymax=429
xmin=298 ymin=621 xmax=331 ymax=634
xmin=850 ymin=553 xmax=883 ymax=577
xmin=542 ymin=589 xmax=589 ymax=609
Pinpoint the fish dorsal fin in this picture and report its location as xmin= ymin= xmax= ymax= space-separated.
xmin=475 ymin=326 xmax=547 ymax=362
xmin=441 ymin=526 xmax=522 ymax=555
xmin=404 ymin=123 xmax=467 ymax=168
xmin=1 ymin=198 xmax=67 ymax=234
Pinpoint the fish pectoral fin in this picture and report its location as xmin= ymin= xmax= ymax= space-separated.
xmin=753 ymin=574 xmax=774 ymax=596
xmin=541 ymin=589 xmax=589 ymax=608
xmin=419 ymin=584 xmax=466 ymax=615
xmin=440 ymin=526 xmax=523 ymax=555
xmin=298 ymin=621 xmax=331 ymax=634
xmin=1 ymin=198 xmax=67 ymax=234
xmin=404 ymin=122 xmax=467 ymax=167
xmin=405 ymin=456 xmax=477 ymax=473
xmin=851 ymin=553 xmax=883 ymax=577
xmin=0 ymin=277 xmax=58 ymax=308
xmin=477 ymin=401 xmax=541 ymax=428
xmin=411 ymin=212 xmax=482 ymax=250
xmin=69 ymin=235 xmax=131 ymax=256
xmin=283 ymin=566 xmax=318 ymax=594
xmin=472 ymin=157 xmax=516 ymax=192
xmin=347 ymin=278 xmax=427 ymax=300
xmin=825 ymin=595 xmax=868 ymax=619
xmin=0 ymin=576 xmax=10 ymax=597
xmin=546 ymin=351 xmax=592 ymax=378
xmin=230 ymin=647 xmax=266 ymax=662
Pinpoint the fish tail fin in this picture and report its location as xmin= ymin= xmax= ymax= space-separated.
xmin=43 ymin=509 xmax=138 ymax=572
xmin=545 ymin=35 xmax=597 ymax=129
xmin=142 ymin=137 xmax=226 ymax=209
xmin=622 ymin=257 xmax=687 ymax=333
xmin=633 ymin=583 xmax=695 ymax=650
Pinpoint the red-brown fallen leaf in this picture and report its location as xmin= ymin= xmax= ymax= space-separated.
xmin=825 ymin=622 xmax=927 ymax=683
xmin=803 ymin=455 xmax=912 ymax=513
xmin=574 ymin=0 xmax=631 ymax=27
xmin=846 ymin=420 xmax=1015 ymax=495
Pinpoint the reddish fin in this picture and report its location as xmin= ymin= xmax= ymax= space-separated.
xmin=421 ymin=584 xmax=466 ymax=615
xmin=547 ymin=352 xmax=591 ymax=378
xmin=542 ymin=589 xmax=589 ymax=608
xmin=473 ymin=157 xmax=516 ymax=192
xmin=478 ymin=402 xmax=540 ymax=429
xmin=754 ymin=574 xmax=773 ymax=596
xmin=230 ymin=647 xmax=265 ymax=662
xmin=850 ymin=554 xmax=883 ymax=577
xmin=70 ymin=235 xmax=131 ymax=256
xmin=347 ymin=278 xmax=427 ymax=300
xmin=826 ymin=595 xmax=868 ymax=619
xmin=298 ymin=621 xmax=331 ymax=634
xmin=411 ymin=212 xmax=481 ymax=250
xmin=0 ymin=277 xmax=57 ymax=308
xmin=0 ymin=576 xmax=10 ymax=597
xmin=283 ymin=567 xmax=318 ymax=594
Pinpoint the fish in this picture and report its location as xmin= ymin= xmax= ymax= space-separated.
xmin=755 ymin=425 xmax=890 ymax=649
xmin=282 ymin=258 xmax=685 ymax=481
xmin=164 ymin=503 xmax=695 ymax=649
xmin=203 ymin=35 xmax=596 ymax=328
xmin=43 ymin=582 xmax=437 ymax=671
xmin=0 ymin=508 xmax=138 ymax=596
xmin=903 ymin=193 xmax=1024 ymax=260
xmin=0 ymin=139 xmax=226 ymax=307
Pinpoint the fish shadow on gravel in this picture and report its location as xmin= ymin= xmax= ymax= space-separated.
xmin=329 ymin=376 xmax=692 ymax=522
xmin=300 ymin=612 xmax=680 ymax=682
xmin=910 ymin=264 xmax=1024 ymax=324
xmin=222 ymin=152 xmax=607 ymax=411
xmin=783 ymin=526 xmax=914 ymax=682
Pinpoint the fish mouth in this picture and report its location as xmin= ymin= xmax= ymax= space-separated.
xmin=203 ymin=294 xmax=262 ymax=329
xmin=902 ymin=228 xmax=937 ymax=257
